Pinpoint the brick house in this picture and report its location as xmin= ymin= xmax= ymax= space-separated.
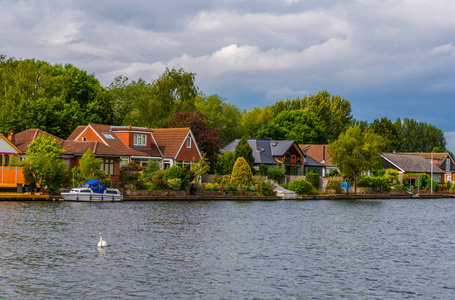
xmin=14 ymin=124 xmax=202 ymax=185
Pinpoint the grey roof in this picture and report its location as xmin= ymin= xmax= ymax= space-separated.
xmin=269 ymin=140 xmax=296 ymax=156
xmin=305 ymin=154 xmax=325 ymax=167
xmin=222 ymin=139 xmax=304 ymax=165
xmin=382 ymin=153 xmax=445 ymax=173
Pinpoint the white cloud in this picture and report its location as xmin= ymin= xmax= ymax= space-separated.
xmin=432 ymin=43 xmax=455 ymax=56
xmin=1 ymin=0 xmax=455 ymax=128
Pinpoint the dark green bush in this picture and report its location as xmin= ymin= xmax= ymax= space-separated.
xmin=305 ymin=172 xmax=320 ymax=189
xmin=289 ymin=179 xmax=313 ymax=195
xmin=259 ymin=181 xmax=275 ymax=196
xmin=164 ymin=165 xmax=191 ymax=189
xmin=267 ymin=164 xmax=286 ymax=183
xmin=126 ymin=172 xmax=141 ymax=182
xmin=258 ymin=164 xmax=267 ymax=176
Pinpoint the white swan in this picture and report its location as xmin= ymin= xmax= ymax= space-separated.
xmin=97 ymin=232 xmax=107 ymax=247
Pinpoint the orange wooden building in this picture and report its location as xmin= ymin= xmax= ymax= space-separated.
xmin=0 ymin=131 xmax=24 ymax=188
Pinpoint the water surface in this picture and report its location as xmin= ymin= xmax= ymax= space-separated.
xmin=1 ymin=199 xmax=455 ymax=299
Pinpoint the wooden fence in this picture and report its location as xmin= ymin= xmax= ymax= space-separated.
xmin=0 ymin=166 xmax=25 ymax=187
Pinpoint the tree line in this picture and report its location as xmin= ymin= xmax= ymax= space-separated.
xmin=0 ymin=55 xmax=450 ymax=166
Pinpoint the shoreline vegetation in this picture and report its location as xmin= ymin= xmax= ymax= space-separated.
xmin=1 ymin=55 xmax=453 ymax=197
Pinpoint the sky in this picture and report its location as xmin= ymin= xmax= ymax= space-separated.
xmin=1 ymin=0 xmax=455 ymax=150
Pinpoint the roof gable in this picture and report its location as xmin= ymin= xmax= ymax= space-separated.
xmin=0 ymin=134 xmax=21 ymax=154
xmin=299 ymin=144 xmax=334 ymax=166
xmin=152 ymin=128 xmax=192 ymax=158
xmin=222 ymin=138 xmax=305 ymax=165
xmin=14 ymin=129 xmax=64 ymax=153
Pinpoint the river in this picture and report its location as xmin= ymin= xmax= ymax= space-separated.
xmin=1 ymin=199 xmax=455 ymax=299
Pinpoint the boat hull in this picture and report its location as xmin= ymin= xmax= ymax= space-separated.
xmin=61 ymin=192 xmax=123 ymax=202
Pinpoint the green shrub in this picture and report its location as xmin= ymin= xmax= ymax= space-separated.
xmin=392 ymin=184 xmax=405 ymax=191
xmin=289 ymin=179 xmax=313 ymax=195
xmin=267 ymin=164 xmax=286 ymax=183
xmin=258 ymin=164 xmax=267 ymax=175
xmin=164 ymin=165 xmax=190 ymax=189
xmin=230 ymin=157 xmax=254 ymax=186
xmin=328 ymin=169 xmax=340 ymax=177
xmin=326 ymin=178 xmax=343 ymax=193
xmin=259 ymin=180 xmax=275 ymax=196
xmin=358 ymin=176 xmax=389 ymax=191
xmin=142 ymin=160 xmax=160 ymax=181
xmin=212 ymin=174 xmax=221 ymax=184
xmin=279 ymin=183 xmax=289 ymax=190
xmin=305 ymin=172 xmax=319 ymax=189
xmin=167 ymin=178 xmax=182 ymax=191
xmin=151 ymin=178 xmax=168 ymax=190
xmin=126 ymin=172 xmax=141 ymax=182
xmin=221 ymin=175 xmax=231 ymax=184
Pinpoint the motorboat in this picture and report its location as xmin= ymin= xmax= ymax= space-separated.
xmin=61 ymin=180 xmax=123 ymax=202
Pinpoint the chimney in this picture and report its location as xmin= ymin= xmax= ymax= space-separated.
xmin=8 ymin=130 xmax=15 ymax=144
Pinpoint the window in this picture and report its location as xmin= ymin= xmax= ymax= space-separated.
xmin=433 ymin=174 xmax=442 ymax=183
xmin=445 ymin=174 xmax=452 ymax=182
xmin=101 ymin=158 xmax=114 ymax=175
xmin=446 ymin=159 xmax=450 ymax=171
xmin=186 ymin=137 xmax=191 ymax=149
xmin=134 ymin=134 xmax=147 ymax=146
xmin=102 ymin=133 xmax=115 ymax=140
xmin=82 ymin=137 xmax=86 ymax=141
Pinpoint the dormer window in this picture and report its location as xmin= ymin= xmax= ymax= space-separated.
xmin=134 ymin=134 xmax=147 ymax=146
xmin=187 ymin=137 xmax=191 ymax=149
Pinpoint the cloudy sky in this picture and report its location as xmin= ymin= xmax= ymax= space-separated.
xmin=2 ymin=0 xmax=455 ymax=149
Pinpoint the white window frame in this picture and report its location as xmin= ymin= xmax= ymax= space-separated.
xmin=134 ymin=134 xmax=147 ymax=146
xmin=186 ymin=137 xmax=191 ymax=149
xmin=445 ymin=174 xmax=452 ymax=182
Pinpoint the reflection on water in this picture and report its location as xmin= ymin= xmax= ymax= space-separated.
xmin=1 ymin=199 xmax=455 ymax=299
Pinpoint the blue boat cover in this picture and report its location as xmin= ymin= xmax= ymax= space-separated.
xmin=81 ymin=180 xmax=106 ymax=194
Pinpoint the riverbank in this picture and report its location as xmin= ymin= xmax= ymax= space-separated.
xmin=1 ymin=193 xmax=454 ymax=201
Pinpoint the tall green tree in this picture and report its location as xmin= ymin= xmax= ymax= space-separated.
xmin=271 ymin=91 xmax=352 ymax=141
xmin=20 ymin=133 xmax=67 ymax=193
xmin=239 ymin=106 xmax=274 ymax=138
xmin=394 ymin=118 xmax=446 ymax=152
xmin=78 ymin=148 xmax=107 ymax=182
xmin=369 ymin=117 xmax=397 ymax=151
xmin=330 ymin=126 xmax=388 ymax=193
xmin=107 ymin=68 xmax=197 ymax=128
xmin=256 ymin=110 xmax=327 ymax=144
xmin=195 ymin=94 xmax=242 ymax=144
xmin=215 ymin=150 xmax=237 ymax=175
xmin=0 ymin=55 xmax=110 ymax=138
xmin=235 ymin=136 xmax=255 ymax=171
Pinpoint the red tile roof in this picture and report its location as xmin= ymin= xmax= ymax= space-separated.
xmin=77 ymin=123 xmax=162 ymax=157
xmin=299 ymin=144 xmax=335 ymax=166
xmin=16 ymin=124 xmax=196 ymax=160
xmin=150 ymin=128 xmax=190 ymax=158
xmin=14 ymin=129 xmax=64 ymax=153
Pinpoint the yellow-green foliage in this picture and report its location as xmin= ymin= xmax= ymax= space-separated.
xmin=230 ymin=157 xmax=254 ymax=186
xmin=384 ymin=168 xmax=399 ymax=184
xmin=204 ymin=183 xmax=220 ymax=191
